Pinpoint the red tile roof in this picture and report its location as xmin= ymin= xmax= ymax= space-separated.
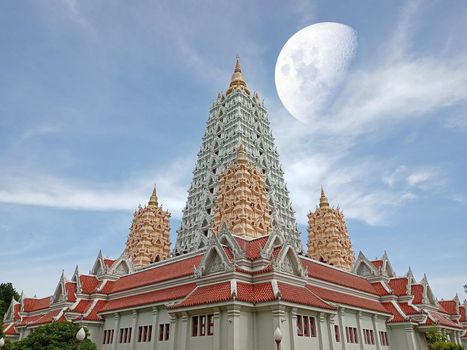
xmin=278 ymin=283 xmax=334 ymax=309
xmin=307 ymin=285 xmax=389 ymax=314
xmin=80 ymin=275 xmax=100 ymax=294
xmin=235 ymin=265 xmax=273 ymax=275
xmin=97 ymin=280 xmax=115 ymax=294
xmin=399 ymin=303 xmax=420 ymax=316
xmin=103 ymin=258 xmax=115 ymax=268
xmin=13 ymin=303 xmax=20 ymax=320
xmin=3 ymin=322 xmax=19 ymax=336
xmin=111 ymin=255 xmax=202 ymax=293
xmin=460 ymin=305 xmax=466 ymax=322
xmin=22 ymin=296 xmax=51 ymax=312
xmin=411 ymin=284 xmax=424 ymax=304
xmin=438 ymin=300 xmax=458 ymax=315
xmin=223 ymin=247 xmax=234 ymax=261
xmin=234 ymin=236 xmax=269 ymax=260
xmin=83 ymin=300 xmax=107 ymax=321
xmin=237 ymin=282 xmax=275 ymax=303
xmin=388 ymin=277 xmax=408 ymax=296
xmin=21 ymin=308 xmax=62 ymax=326
xmin=372 ymin=260 xmax=383 ymax=269
xmin=371 ymin=282 xmax=390 ymax=296
xmin=65 ymin=282 xmax=76 ymax=302
xmin=426 ymin=310 xmax=463 ymax=329
xmin=102 ymin=283 xmax=196 ymax=312
xmin=70 ymin=299 xmax=93 ymax=313
xmin=173 ymin=282 xmax=231 ymax=308
xmin=301 ymin=259 xmax=378 ymax=295
xmin=382 ymin=302 xmax=406 ymax=323
xmin=173 ymin=281 xmax=333 ymax=310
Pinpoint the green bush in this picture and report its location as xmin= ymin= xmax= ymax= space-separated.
xmin=430 ymin=342 xmax=464 ymax=350
xmin=5 ymin=322 xmax=97 ymax=350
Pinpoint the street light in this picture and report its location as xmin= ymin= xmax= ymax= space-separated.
xmin=0 ymin=337 xmax=5 ymax=349
xmin=274 ymin=327 xmax=282 ymax=350
xmin=76 ymin=327 xmax=86 ymax=350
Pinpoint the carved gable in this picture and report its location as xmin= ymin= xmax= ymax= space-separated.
xmin=195 ymin=243 xmax=234 ymax=278
xmin=274 ymin=246 xmax=306 ymax=277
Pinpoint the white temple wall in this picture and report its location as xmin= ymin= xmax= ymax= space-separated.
xmin=414 ymin=330 xmax=427 ymax=349
xmin=255 ymin=310 xmax=274 ymax=350
xmin=238 ymin=310 xmax=255 ymax=350
xmin=83 ymin=323 xmax=102 ymax=345
xmin=387 ymin=325 xmax=418 ymax=350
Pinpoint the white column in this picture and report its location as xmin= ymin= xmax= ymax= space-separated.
xmin=130 ymin=310 xmax=138 ymax=350
xmin=112 ymin=313 xmax=120 ymax=350
xmin=168 ymin=314 xmax=177 ymax=350
xmin=371 ymin=315 xmax=381 ymax=350
xmin=404 ymin=325 xmax=418 ymax=350
xmin=317 ymin=313 xmax=325 ymax=350
xmin=152 ymin=307 xmax=159 ymax=350
xmin=337 ymin=307 xmax=347 ymax=350
xmin=289 ymin=308 xmax=297 ymax=350
xmin=213 ymin=310 xmax=221 ymax=350
xmin=178 ymin=313 xmax=189 ymax=350
xmin=356 ymin=311 xmax=364 ymax=350
xmin=326 ymin=314 xmax=336 ymax=350
xmin=227 ymin=306 xmax=241 ymax=350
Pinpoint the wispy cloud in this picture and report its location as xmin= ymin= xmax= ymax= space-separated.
xmin=0 ymin=157 xmax=191 ymax=218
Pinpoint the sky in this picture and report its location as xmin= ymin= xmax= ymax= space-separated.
xmin=0 ymin=0 xmax=466 ymax=300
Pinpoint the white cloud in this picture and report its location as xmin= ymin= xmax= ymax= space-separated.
xmin=0 ymin=157 xmax=192 ymax=219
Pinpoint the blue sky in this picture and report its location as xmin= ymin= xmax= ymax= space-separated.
xmin=0 ymin=0 xmax=466 ymax=300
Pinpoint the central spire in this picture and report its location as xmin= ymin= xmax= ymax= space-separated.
xmin=226 ymin=55 xmax=250 ymax=96
xmin=174 ymin=58 xmax=301 ymax=254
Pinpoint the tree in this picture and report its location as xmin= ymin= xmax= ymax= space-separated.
xmin=426 ymin=327 xmax=464 ymax=350
xmin=0 ymin=319 xmax=4 ymax=338
xmin=8 ymin=322 xmax=97 ymax=350
xmin=0 ymin=283 xmax=20 ymax=319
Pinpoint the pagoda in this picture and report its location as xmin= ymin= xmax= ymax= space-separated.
xmin=175 ymin=57 xmax=301 ymax=254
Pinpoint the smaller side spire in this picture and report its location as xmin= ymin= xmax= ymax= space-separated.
xmin=148 ymin=185 xmax=158 ymax=207
xmin=319 ymin=186 xmax=330 ymax=208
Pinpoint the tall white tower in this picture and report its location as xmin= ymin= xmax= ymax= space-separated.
xmin=174 ymin=57 xmax=301 ymax=254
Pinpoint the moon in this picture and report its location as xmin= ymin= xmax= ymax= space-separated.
xmin=275 ymin=22 xmax=357 ymax=124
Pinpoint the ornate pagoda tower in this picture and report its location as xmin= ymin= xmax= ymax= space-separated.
xmin=307 ymin=187 xmax=355 ymax=271
xmin=211 ymin=144 xmax=272 ymax=238
xmin=125 ymin=186 xmax=171 ymax=267
xmin=175 ymin=57 xmax=301 ymax=253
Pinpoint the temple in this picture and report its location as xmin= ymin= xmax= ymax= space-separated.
xmin=3 ymin=58 xmax=466 ymax=350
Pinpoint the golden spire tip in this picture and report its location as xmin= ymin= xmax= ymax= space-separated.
xmin=319 ymin=185 xmax=329 ymax=208
xmin=149 ymin=185 xmax=158 ymax=206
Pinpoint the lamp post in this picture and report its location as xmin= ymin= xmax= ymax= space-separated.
xmin=76 ymin=327 xmax=86 ymax=350
xmin=0 ymin=337 xmax=5 ymax=349
xmin=274 ymin=327 xmax=282 ymax=350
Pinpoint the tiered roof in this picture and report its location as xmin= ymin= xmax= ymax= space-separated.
xmin=354 ymin=251 xmax=466 ymax=333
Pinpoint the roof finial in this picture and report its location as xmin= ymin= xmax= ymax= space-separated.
xmin=226 ymin=55 xmax=250 ymax=96
xmin=148 ymin=185 xmax=158 ymax=207
xmin=235 ymin=54 xmax=241 ymax=72
xmin=237 ymin=143 xmax=247 ymax=165
xmin=319 ymin=185 xmax=330 ymax=208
